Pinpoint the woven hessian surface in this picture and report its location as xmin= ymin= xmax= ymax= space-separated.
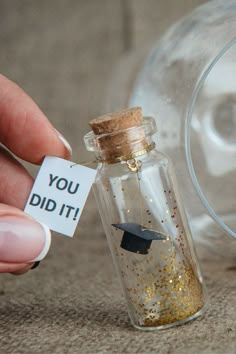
xmin=0 ymin=206 xmax=235 ymax=353
xmin=0 ymin=1 xmax=235 ymax=353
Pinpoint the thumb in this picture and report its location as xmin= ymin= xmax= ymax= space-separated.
xmin=0 ymin=204 xmax=51 ymax=273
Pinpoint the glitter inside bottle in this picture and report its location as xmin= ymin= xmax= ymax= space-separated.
xmin=84 ymin=107 xmax=207 ymax=330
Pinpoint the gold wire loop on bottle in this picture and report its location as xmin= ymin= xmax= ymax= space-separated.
xmin=126 ymin=159 xmax=142 ymax=172
xmin=101 ymin=142 xmax=156 ymax=165
xmin=70 ymin=160 xmax=98 ymax=168
xmin=70 ymin=142 xmax=156 ymax=168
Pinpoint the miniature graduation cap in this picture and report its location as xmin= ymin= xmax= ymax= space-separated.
xmin=112 ymin=223 xmax=166 ymax=255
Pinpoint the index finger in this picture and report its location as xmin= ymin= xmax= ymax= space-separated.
xmin=0 ymin=74 xmax=72 ymax=164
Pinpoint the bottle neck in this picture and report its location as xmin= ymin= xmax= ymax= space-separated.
xmin=97 ymin=141 xmax=156 ymax=164
xmin=84 ymin=117 xmax=157 ymax=164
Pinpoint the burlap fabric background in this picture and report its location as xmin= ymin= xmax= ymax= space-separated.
xmin=0 ymin=1 xmax=235 ymax=353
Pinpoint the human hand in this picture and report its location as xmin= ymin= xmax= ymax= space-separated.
xmin=0 ymin=74 xmax=72 ymax=274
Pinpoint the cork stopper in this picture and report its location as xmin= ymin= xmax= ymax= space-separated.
xmin=89 ymin=107 xmax=146 ymax=162
xmin=89 ymin=107 xmax=143 ymax=135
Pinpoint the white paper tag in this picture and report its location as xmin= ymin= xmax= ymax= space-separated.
xmin=24 ymin=156 xmax=97 ymax=237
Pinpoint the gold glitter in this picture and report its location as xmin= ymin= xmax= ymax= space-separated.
xmin=125 ymin=258 xmax=204 ymax=328
xmin=113 ymin=221 xmax=204 ymax=329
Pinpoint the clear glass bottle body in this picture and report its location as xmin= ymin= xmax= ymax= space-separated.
xmin=85 ymin=118 xmax=207 ymax=330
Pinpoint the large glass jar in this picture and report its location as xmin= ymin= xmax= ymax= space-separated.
xmin=84 ymin=108 xmax=207 ymax=330
xmin=107 ymin=0 xmax=236 ymax=257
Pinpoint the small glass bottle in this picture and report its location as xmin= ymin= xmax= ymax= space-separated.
xmin=84 ymin=107 xmax=207 ymax=330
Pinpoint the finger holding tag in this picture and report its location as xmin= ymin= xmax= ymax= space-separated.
xmin=0 ymin=206 xmax=51 ymax=273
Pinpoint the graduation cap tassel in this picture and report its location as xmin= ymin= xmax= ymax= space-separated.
xmin=126 ymin=158 xmax=153 ymax=231
xmin=126 ymin=158 xmax=145 ymax=228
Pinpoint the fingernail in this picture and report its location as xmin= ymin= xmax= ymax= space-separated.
xmin=30 ymin=261 xmax=41 ymax=270
xmin=0 ymin=216 xmax=51 ymax=263
xmin=56 ymin=131 xmax=72 ymax=158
